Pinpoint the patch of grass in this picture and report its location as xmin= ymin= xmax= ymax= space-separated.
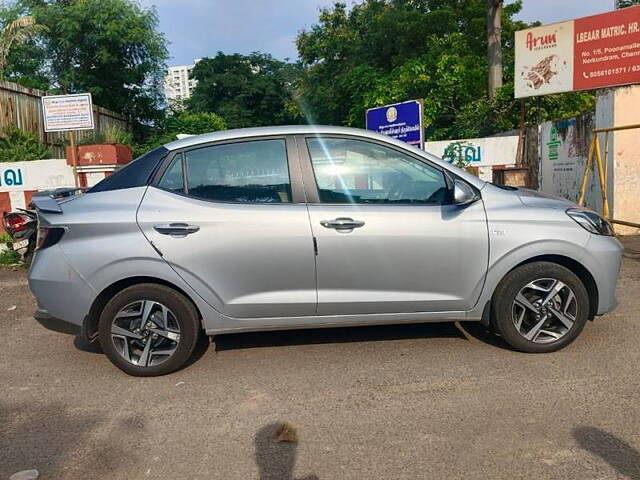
xmin=0 ymin=232 xmax=13 ymax=244
xmin=0 ymin=248 xmax=21 ymax=265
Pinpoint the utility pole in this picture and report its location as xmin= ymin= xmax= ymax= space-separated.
xmin=487 ymin=0 xmax=503 ymax=99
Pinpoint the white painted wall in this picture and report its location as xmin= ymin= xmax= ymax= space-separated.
xmin=538 ymin=115 xmax=603 ymax=212
xmin=424 ymin=136 xmax=518 ymax=181
xmin=0 ymin=159 xmax=75 ymax=192
xmin=0 ymin=159 xmax=75 ymax=210
xmin=597 ymin=85 xmax=640 ymax=233
xmin=539 ymin=86 xmax=640 ymax=235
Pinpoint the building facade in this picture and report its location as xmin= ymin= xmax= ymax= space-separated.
xmin=163 ymin=60 xmax=200 ymax=104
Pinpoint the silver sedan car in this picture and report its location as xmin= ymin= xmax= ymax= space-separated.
xmin=29 ymin=126 xmax=622 ymax=376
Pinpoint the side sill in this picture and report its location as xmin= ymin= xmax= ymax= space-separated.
xmin=204 ymin=314 xmax=480 ymax=336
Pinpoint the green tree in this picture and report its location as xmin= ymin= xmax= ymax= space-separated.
xmin=187 ymin=52 xmax=304 ymax=128
xmin=297 ymin=0 xmax=595 ymax=140
xmin=0 ymin=3 xmax=48 ymax=88
xmin=0 ymin=14 xmax=46 ymax=79
xmin=134 ymin=111 xmax=226 ymax=157
xmin=11 ymin=0 xmax=168 ymax=123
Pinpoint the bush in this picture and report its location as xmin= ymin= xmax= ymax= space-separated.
xmin=134 ymin=111 xmax=226 ymax=158
xmin=162 ymin=111 xmax=227 ymax=137
xmin=0 ymin=125 xmax=51 ymax=162
xmin=0 ymin=232 xmax=13 ymax=244
xmin=0 ymin=248 xmax=21 ymax=265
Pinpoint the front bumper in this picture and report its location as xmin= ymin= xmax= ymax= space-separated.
xmin=586 ymin=234 xmax=623 ymax=315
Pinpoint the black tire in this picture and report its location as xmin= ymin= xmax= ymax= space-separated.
xmin=491 ymin=262 xmax=589 ymax=353
xmin=98 ymin=284 xmax=201 ymax=376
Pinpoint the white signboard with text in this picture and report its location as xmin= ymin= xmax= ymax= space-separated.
xmin=515 ymin=7 xmax=640 ymax=98
xmin=424 ymin=136 xmax=518 ymax=182
xmin=515 ymin=21 xmax=575 ymax=98
xmin=42 ymin=93 xmax=94 ymax=132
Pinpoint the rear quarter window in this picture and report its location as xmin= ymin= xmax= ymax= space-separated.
xmin=88 ymin=147 xmax=169 ymax=193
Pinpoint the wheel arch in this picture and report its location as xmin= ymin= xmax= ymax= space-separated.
xmin=83 ymin=276 xmax=204 ymax=342
xmin=508 ymin=254 xmax=598 ymax=319
xmin=480 ymin=253 xmax=599 ymax=326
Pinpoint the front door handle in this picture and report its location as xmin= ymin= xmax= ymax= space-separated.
xmin=154 ymin=223 xmax=200 ymax=236
xmin=320 ymin=217 xmax=365 ymax=231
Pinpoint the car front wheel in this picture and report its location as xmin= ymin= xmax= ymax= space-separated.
xmin=491 ymin=262 xmax=590 ymax=353
xmin=98 ymin=284 xmax=201 ymax=376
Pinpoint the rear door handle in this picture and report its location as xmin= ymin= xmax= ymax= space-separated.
xmin=320 ymin=217 xmax=365 ymax=230
xmin=154 ymin=223 xmax=200 ymax=236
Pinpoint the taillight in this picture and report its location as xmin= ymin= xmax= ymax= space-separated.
xmin=36 ymin=227 xmax=65 ymax=251
xmin=3 ymin=215 xmax=27 ymax=234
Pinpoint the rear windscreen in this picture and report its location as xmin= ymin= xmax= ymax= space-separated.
xmin=87 ymin=147 xmax=168 ymax=193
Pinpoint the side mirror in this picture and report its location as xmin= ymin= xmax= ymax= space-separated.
xmin=453 ymin=179 xmax=478 ymax=206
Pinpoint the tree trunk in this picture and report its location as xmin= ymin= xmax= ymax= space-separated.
xmin=487 ymin=0 xmax=503 ymax=100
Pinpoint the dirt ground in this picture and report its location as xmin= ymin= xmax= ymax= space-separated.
xmin=1 ymin=237 xmax=640 ymax=480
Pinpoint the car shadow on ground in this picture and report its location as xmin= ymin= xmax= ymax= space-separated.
xmin=73 ymin=335 xmax=103 ymax=354
xmin=214 ymin=321 xmax=510 ymax=352
xmin=573 ymin=426 xmax=640 ymax=479
xmin=70 ymin=320 xmax=510 ymax=359
xmin=185 ymin=330 xmax=212 ymax=367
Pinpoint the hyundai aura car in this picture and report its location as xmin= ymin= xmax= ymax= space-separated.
xmin=28 ymin=126 xmax=622 ymax=376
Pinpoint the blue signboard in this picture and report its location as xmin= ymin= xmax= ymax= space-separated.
xmin=365 ymin=100 xmax=424 ymax=148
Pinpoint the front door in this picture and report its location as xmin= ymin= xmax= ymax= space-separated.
xmin=137 ymin=137 xmax=317 ymax=318
xmin=300 ymin=136 xmax=489 ymax=315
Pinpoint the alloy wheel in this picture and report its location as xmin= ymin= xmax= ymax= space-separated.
xmin=110 ymin=300 xmax=181 ymax=367
xmin=511 ymin=278 xmax=577 ymax=344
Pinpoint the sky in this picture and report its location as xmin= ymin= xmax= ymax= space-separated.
xmin=140 ymin=0 xmax=618 ymax=66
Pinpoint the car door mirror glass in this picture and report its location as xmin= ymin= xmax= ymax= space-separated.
xmin=453 ymin=179 xmax=478 ymax=206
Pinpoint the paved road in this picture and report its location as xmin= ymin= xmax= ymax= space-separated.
xmin=2 ymin=238 xmax=640 ymax=480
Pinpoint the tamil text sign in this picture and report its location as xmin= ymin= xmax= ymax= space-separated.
xmin=425 ymin=136 xmax=518 ymax=182
xmin=42 ymin=93 xmax=94 ymax=132
xmin=365 ymin=100 xmax=424 ymax=148
xmin=515 ymin=7 xmax=640 ymax=98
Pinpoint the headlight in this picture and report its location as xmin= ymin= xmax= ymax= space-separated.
xmin=566 ymin=208 xmax=614 ymax=236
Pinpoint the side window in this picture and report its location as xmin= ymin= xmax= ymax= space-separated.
xmin=166 ymin=139 xmax=291 ymax=203
xmin=158 ymin=154 xmax=184 ymax=194
xmin=306 ymin=138 xmax=451 ymax=205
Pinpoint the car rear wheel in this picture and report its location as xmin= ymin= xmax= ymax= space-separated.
xmin=491 ymin=262 xmax=589 ymax=353
xmin=98 ymin=284 xmax=201 ymax=376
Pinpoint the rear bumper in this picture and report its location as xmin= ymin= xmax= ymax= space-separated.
xmin=28 ymin=244 xmax=97 ymax=331
xmin=34 ymin=309 xmax=81 ymax=336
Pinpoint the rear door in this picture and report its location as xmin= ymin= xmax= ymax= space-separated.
xmin=297 ymin=135 xmax=489 ymax=315
xmin=137 ymin=136 xmax=317 ymax=318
